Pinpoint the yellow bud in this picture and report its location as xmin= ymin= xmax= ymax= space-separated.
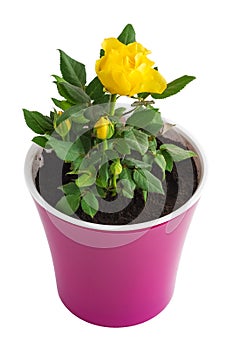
xmin=94 ymin=116 xmax=114 ymax=140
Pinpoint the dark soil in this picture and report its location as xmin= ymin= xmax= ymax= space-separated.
xmin=35 ymin=137 xmax=198 ymax=225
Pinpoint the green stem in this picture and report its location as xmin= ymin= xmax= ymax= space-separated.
xmin=122 ymin=107 xmax=137 ymax=117
xmin=113 ymin=174 xmax=117 ymax=188
xmin=109 ymin=94 xmax=117 ymax=196
xmin=112 ymin=174 xmax=117 ymax=196
xmin=103 ymin=139 xmax=108 ymax=152
xmin=109 ymin=94 xmax=117 ymax=116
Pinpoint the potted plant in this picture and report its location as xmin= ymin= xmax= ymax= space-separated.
xmin=24 ymin=24 xmax=206 ymax=327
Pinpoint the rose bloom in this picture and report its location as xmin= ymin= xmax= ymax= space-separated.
xmin=95 ymin=38 xmax=167 ymax=96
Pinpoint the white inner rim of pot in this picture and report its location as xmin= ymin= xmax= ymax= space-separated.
xmin=24 ymin=123 xmax=207 ymax=232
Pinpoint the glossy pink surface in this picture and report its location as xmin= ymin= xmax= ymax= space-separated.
xmin=35 ymin=202 xmax=197 ymax=327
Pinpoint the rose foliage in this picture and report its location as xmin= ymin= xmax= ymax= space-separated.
xmin=23 ymin=24 xmax=196 ymax=218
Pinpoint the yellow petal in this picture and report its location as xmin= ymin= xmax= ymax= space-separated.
xmin=140 ymin=68 xmax=167 ymax=94
xmin=127 ymin=42 xmax=151 ymax=55
xmin=96 ymin=69 xmax=118 ymax=94
xmin=102 ymin=38 xmax=125 ymax=52
xmin=112 ymin=70 xmax=131 ymax=95
xmin=128 ymin=70 xmax=143 ymax=96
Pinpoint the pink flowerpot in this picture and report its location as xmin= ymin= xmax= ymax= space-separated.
xmin=24 ymin=125 xmax=206 ymax=327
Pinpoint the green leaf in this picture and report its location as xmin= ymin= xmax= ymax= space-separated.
xmin=80 ymin=151 xmax=102 ymax=169
xmin=142 ymin=153 xmax=154 ymax=164
xmin=59 ymin=49 xmax=86 ymax=87
xmin=32 ymin=136 xmax=48 ymax=148
xmin=57 ymin=82 xmax=91 ymax=104
xmin=85 ymin=76 xmax=105 ymax=100
xmin=160 ymin=149 xmax=174 ymax=172
xmin=119 ymin=167 xmax=132 ymax=181
xmin=76 ymin=163 xmax=96 ymax=174
xmin=100 ymin=48 xmax=105 ymax=58
xmin=93 ymin=94 xmax=111 ymax=105
xmin=114 ymin=138 xmax=131 ymax=155
xmin=149 ymin=137 xmax=157 ymax=153
xmin=52 ymin=75 xmax=66 ymax=83
xmin=151 ymin=75 xmax=196 ymax=99
xmin=52 ymin=98 xmax=73 ymax=111
xmin=154 ymin=152 xmax=166 ymax=180
xmin=149 ymin=138 xmax=157 ymax=154
xmin=76 ymin=133 xmax=92 ymax=153
xmin=45 ymin=136 xmax=82 ymax=161
xmin=56 ymin=194 xmax=80 ymax=215
xmin=96 ymin=177 xmax=106 ymax=189
xmin=127 ymin=109 xmax=155 ymax=127
xmin=71 ymin=113 xmax=89 ymax=124
xmin=23 ymin=109 xmax=54 ymax=135
xmin=133 ymin=169 xmax=164 ymax=194
xmin=123 ymin=157 xmax=152 ymax=170
xmin=75 ymin=172 xmax=96 ymax=188
xmin=70 ymin=156 xmax=84 ymax=173
xmin=142 ymin=190 xmax=148 ymax=202
xmin=118 ymin=24 xmax=136 ymax=44
xmin=98 ymin=162 xmax=109 ymax=187
xmin=126 ymin=108 xmax=163 ymax=135
xmin=95 ymin=185 xmax=106 ymax=198
xmin=58 ymin=182 xmax=80 ymax=195
xmin=124 ymin=129 xmax=149 ymax=155
xmin=137 ymin=92 xmax=150 ymax=99
xmin=160 ymin=143 xmax=197 ymax=162
xmin=105 ymin=149 xmax=119 ymax=161
xmin=118 ymin=179 xmax=136 ymax=199
xmin=81 ymin=191 xmax=99 ymax=218
xmin=56 ymin=103 xmax=87 ymax=125
xmin=114 ymin=107 xmax=126 ymax=117
xmin=118 ymin=169 xmax=136 ymax=198
xmin=84 ymin=104 xmax=109 ymax=122
xmin=50 ymin=111 xmax=55 ymax=122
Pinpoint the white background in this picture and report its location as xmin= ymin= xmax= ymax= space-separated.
xmin=1 ymin=0 xmax=233 ymax=349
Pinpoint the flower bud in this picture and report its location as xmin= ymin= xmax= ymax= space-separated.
xmin=94 ymin=116 xmax=114 ymax=140
xmin=110 ymin=159 xmax=122 ymax=176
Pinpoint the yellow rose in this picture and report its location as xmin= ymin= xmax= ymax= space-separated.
xmin=95 ymin=38 xmax=167 ymax=96
xmin=94 ymin=116 xmax=114 ymax=140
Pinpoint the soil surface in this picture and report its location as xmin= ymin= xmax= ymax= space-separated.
xmin=35 ymin=137 xmax=198 ymax=225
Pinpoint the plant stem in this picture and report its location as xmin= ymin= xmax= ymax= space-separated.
xmin=103 ymin=139 xmax=108 ymax=152
xmin=109 ymin=94 xmax=117 ymax=116
xmin=109 ymin=94 xmax=117 ymax=196
xmin=112 ymin=174 xmax=117 ymax=189
xmin=122 ymin=107 xmax=137 ymax=117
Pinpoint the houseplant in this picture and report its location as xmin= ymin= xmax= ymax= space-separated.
xmin=24 ymin=24 xmax=206 ymax=327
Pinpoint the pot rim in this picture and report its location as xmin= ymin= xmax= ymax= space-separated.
xmin=24 ymin=123 xmax=207 ymax=232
